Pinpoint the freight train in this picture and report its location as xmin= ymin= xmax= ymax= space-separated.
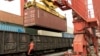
xmin=0 ymin=30 xmax=73 ymax=56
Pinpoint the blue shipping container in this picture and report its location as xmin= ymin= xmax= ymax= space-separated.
xmin=62 ymin=32 xmax=74 ymax=38
xmin=0 ymin=22 xmax=25 ymax=33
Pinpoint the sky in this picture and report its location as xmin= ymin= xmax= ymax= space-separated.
xmin=0 ymin=0 xmax=74 ymax=28
xmin=0 ymin=0 xmax=21 ymax=15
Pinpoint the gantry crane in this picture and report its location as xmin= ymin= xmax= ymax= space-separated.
xmin=53 ymin=0 xmax=100 ymax=56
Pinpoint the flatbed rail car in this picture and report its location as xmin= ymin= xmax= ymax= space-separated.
xmin=0 ymin=31 xmax=73 ymax=56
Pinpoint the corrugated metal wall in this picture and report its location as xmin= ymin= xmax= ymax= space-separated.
xmin=25 ymin=28 xmax=37 ymax=35
xmin=37 ymin=27 xmax=74 ymax=37
xmin=38 ymin=30 xmax=62 ymax=37
xmin=24 ymin=7 xmax=67 ymax=32
xmin=62 ymin=32 xmax=74 ymax=38
xmin=0 ymin=22 xmax=25 ymax=33
xmin=0 ymin=11 xmax=23 ymax=25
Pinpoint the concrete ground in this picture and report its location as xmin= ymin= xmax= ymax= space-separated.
xmin=43 ymin=52 xmax=65 ymax=56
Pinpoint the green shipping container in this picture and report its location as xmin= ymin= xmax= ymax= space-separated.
xmin=25 ymin=28 xmax=37 ymax=35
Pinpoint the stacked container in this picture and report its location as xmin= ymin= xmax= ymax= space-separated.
xmin=0 ymin=11 xmax=25 ymax=33
xmin=0 ymin=11 xmax=23 ymax=25
xmin=25 ymin=28 xmax=37 ymax=35
xmin=0 ymin=22 xmax=25 ymax=33
xmin=62 ymin=32 xmax=74 ymax=38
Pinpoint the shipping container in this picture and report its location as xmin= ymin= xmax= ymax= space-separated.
xmin=24 ymin=7 xmax=67 ymax=32
xmin=0 ymin=11 xmax=23 ymax=25
xmin=25 ymin=28 xmax=37 ymax=35
xmin=62 ymin=32 xmax=74 ymax=38
xmin=38 ymin=30 xmax=62 ymax=37
xmin=0 ymin=22 xmax=25 ymax=33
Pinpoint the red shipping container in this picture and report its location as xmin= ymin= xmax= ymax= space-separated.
xmin=0 ymin=11 xmax=23 ymax=25
xmin=24 ymin=7 xmax=67 ymax=32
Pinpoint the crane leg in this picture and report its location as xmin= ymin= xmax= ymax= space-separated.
xmin=73 ymin=16 xmax=98 ymax=56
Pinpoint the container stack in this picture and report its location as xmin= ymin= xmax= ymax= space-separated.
xmin=0 ymin=22 xmax=25 ymax=33
xmin=25 ymin=28 xmax=38 ymax=35
xmin=38 ymin=30 xmax=62 ymax=37
xmin=62 ymin=32 xmax=74 ymax=38
xmin=0 ymin=0 xmax=67 ymax=35
xmin=0 ymin=11 xmax=25 ymax=33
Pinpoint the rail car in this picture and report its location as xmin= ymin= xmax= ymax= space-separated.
xmin=0 ymin=31 xmax=73 ymax=56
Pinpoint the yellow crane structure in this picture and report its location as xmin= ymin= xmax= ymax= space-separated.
xmin=40 ymin=0 xmax=57 ymax=10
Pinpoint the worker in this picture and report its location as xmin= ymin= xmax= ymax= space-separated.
xmin=28 ymin=39 xmax=35 ymax=56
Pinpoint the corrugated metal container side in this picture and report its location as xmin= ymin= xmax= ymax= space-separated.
xmin=0 ymin=11 xmax=23 ymax=25
xmin=62 ymin=32 xmax=74 ymax=38
xmin=0 ymin=22 xmax=25 ymax=33
xmin=25 ymin=28 xmax=38 ymax=35
xmin=24 ymin=7 xmax=67 ymax=32
xmin=38 ymin=30 xmax=62 ymax=37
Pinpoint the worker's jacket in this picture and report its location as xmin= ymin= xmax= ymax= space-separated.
xmin=29 ymin=42 xmax=35 ymax=50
